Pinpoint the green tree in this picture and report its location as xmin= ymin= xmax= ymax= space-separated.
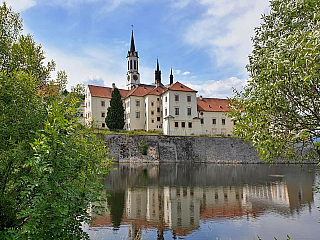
xmin=105 ymin=87 xmax=125 ymax=130
xmin=228 ymin=0 xmax=320 ymax=162
xmin=0 ymin=3 xmax=110 ymax=238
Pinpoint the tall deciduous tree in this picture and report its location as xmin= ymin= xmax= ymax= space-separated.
xmin=0 ymin=3 xmax=110 ymax=238
xmin=105 ymin=87 xmax=125 ymax=130
xmin=229 ymin=0 xmax=320 ymax=162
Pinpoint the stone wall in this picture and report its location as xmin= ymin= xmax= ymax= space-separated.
xmin=104 ymin=134 xmax=264 ymax=163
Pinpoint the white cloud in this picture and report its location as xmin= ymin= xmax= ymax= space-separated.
xmin=186 ymin=77 xmax=248 ymax=98
xmin=6 ymin=0 xmax=36 ymax=12
xmin=171 ymin=0 xmax=191 ymax=9
xmin=190 ymin=76 xmax=197 ymax=79
xmin=184 ymin=0 xmax=270 ymax=74
xmin=174 ymin=70 xmax=181 ymax=75
xmin=182 ymin=71 xmax=190 ymax=76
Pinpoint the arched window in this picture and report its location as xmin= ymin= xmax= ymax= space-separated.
xmin=128 ymin=60 xmax=129 ymax=70
xmin=130 ymin=60 xmax=132 ymax=69
xmin=134 ymin=60 xmax=136 ymax=69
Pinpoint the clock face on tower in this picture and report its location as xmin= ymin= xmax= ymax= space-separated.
xmin=127 ymin=75 xmax=130 ymax=81
xmin=133 ymin=75 xmax=138 ymax=81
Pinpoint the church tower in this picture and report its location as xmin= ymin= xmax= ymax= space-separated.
xmin=126 ymin=30 xmax=140 ymax=89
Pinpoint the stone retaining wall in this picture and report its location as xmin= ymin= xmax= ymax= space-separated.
xmin=104 ymin=134 xmax=264 ymax=163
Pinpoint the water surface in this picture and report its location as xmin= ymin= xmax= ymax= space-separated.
xmin=84 ymin=164 xmax=320 ymax=240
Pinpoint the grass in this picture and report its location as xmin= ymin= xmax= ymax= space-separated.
xmin=92 ymin=128 xmax=238 ymax=138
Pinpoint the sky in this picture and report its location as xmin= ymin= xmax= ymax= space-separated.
xmin=7 ymin=0 xmax=270 ymax=98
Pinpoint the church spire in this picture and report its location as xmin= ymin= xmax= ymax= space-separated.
xmin=155 ymin=58 xmax=162 ymax=86
xmin=130 ymin=30 xmax=135 ymax=53
xmin=170 ymin=67 xmax=174 ymax=85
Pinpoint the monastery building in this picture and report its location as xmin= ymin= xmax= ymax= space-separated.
xmin=85 ymin=30 xmax=236 ymax=136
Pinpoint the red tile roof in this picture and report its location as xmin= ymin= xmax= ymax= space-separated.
xmin=197 ymin=97 xmax=230 ymax=112
xmin=125 ymin=85 xmax=154 ymax=97
xmin=148 ymin=85 xmax=168 ymax=96
xmin=167 ymin=82 xmax=197 ymax=92
xmin=88 ymin=85 xmax=129 ymax=99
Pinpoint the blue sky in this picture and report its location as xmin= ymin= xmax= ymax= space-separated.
xmin=7 ymin=0 xmax=270 ymax=98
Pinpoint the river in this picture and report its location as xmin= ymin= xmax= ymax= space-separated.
xmin=84 ymin=164 xmax=320 ymax=240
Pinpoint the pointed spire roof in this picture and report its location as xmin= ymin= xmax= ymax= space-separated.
xmin=130 ymin=30 xmax=135 ymax=53
xmin=157 ymin=58 xmax=160 ymax=71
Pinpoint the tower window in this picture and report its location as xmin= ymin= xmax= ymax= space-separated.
xmin=151 ymin=101 xmax=154 ymax=106
xmin=101 ymin=112 xmax=105 ymax=118
xmin=130 ymin=60 xmax=132 ymax=70
xmin=134 ymin=60 xmax=136 ymax=69
xmin=128 ymin=61 xmax=129 ymax=70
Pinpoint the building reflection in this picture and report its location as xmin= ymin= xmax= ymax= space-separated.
xmin=90 ymin=165 xmax=316 ymax=239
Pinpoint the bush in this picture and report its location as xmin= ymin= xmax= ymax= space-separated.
xmin=141 ymin=140 xmax=148 ymax=155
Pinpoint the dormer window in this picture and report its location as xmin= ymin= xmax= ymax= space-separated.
xmin=219 ymin=105 xmax=222 ymax=109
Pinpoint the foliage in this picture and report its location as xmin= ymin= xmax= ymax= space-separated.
xmin=0 ymin=3 xmax=110 ymax=239
xmin=140 ymin=140 xmax=148 ymax=155
xmin=228 ymin=0 xmax=320 ymax=162
xmin=105 ymin=87 xmax=125 ymax=130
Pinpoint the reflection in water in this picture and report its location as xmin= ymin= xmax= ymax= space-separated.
xmin=88 ymin=164 xmax=318 ymax=239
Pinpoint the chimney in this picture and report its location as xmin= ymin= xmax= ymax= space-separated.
xmin=200 ymin=95 xmax=203 ymax=101
xmin=112 ymin=83 xmax=116 ymax=89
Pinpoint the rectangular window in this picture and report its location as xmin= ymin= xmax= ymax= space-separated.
xmin=165 ymin=108 xmax=167 ymax=116
xmin=157 ymin=107 xmax=160 ymax=113
xmin=212 ymin=118 xmax=216 ymax=124
xmin=102 ymin=123 xmax=105 ymax=128
xmin=233 ymin=120 xmax=237 ymax=125
xmin=165 ymin=96 xmax=167 ymax=102
xmin=175 ymin=107 xmax=179 ymax=115
xmin=181 ymin=122 xmax=185 ymax=128
xmin=222 ymin=118 xmax=226 ymax=125
xmin=175 ymin=94 xmax=179 ymax=101
xmin=175 ymin=122 xmax=179 ymax=128
xmin=151 ymin=111 xmax=154 ymax=115
xmin=157 ymin=98 xmax=160 ymax=101
xmin=88 ymin=102 xmax=90 ymax=107
xmin=151 ymin=119 xmax=154 ymax=123
xmin=151 ymin=101 xmax=154 ymax=106
xmin=187 ymin=95 xmax=191 ymax=102
xmin=136 ymin=100 xmax=140 ymax=106
xmin=101 ymin=112 xmax=105 ymax=118
xmin=200 ymin=118 xmax=204 ymax=124
xmin=101 ymin=101 xmax=105 ymax=107
xmin=157 ymin=117 xmax=160 ymax=122
xmin=188 ymin=122 xmax=192 ymax=128
xmin=136 ymin=112 xmax=140 ymax=118
xmin=187 ymin=108 xmax=192 ymax=116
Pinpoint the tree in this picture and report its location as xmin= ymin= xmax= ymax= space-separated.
xmin=0 ymin=3 xmax=110 ymax=238
xmin=228 ymin=0 xmax=320 ymax=162
xmin=105 ymin=87 xmax=125 ymax=130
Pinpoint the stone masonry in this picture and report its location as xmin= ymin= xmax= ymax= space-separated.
xmin=104 ymin=134 xmax=264 ymax=163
